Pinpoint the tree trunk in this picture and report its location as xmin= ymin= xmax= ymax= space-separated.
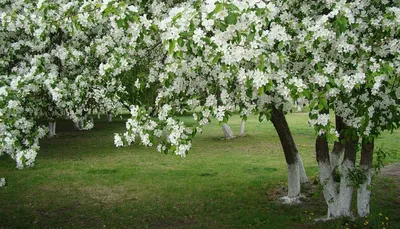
xmin=48 ymin=122 xmax=54 ymax=138
xmin=222 ymin=123 xmax=235 ymax=139
xmin=330 ymin=115 xmax=345 ymax=170
xmin=238 ymin=119 xmax=246 ymax=136
xmin=52 ymin=121 xmax=56 ymax=136
xmin=297 ymin=153 xmax=309 ymax=183
xmin=316 ymin=133 xmax=341 ymax=218
xmin=79 ymin=120 xmax=84 ymax=129
xmin=357 ymin=138 xmax=374 ymax=217
xmin=74 ymin=121 xmax=81 ymax=130
xmin=97 ymin=107 xmax=101 ymax=119
xmin=270 ymin=107 xmax=301 ymax=200
xmin=338 ymin=137 xmax=358 ymax=216
xmin=90 ymin=116 xmax=94 ymax=124
xmin=107 ymin=113 xmax=112 ymax=122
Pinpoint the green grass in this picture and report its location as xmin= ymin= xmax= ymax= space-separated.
xmin=0 ymin=114 xmax=399 ymax=228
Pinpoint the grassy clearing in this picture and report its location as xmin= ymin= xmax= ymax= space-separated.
xmin=0 ymin=114 xmax=399 ymax=228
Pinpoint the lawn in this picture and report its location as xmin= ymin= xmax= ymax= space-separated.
xmin=0 ymin=113 xmax=399 ymax=228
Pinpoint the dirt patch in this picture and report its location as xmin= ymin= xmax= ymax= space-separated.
xmin=379 ymin=163 xmax=400 ymax=183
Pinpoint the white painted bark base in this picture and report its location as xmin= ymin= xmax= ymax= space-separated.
xmin=280 ymin=162 xmax=301 ymax=204
xmin=318 ymin=162 xmax=340 ymax=218
xmin=90 ymin=116 xmax=94 ymax=124
xmin=222 ymin=123 xmax=235 ymax=139
xmin=338 ymin=159 xmax=354 ymax=216
xmin=319 ymin=160 xmax=358 ymax=218
xmin=287 ymin=162 xmax=300 ymax=198
xmin=74 ymin=121 xmax=83 ymax=130
xmin=297 ymin=153 xmax=309 ymax=183
xmin=48 ymin=122 xmax=56 ymax=138
xmin=238 ymin=119 xmax=245 ymax=136
xmin=107 ymin=113 xmax=112 ymax=122
xmin=329 ymin=152 xmax=342 ymax=172
xmin=357 ymin=167 xmax=372 ymax=217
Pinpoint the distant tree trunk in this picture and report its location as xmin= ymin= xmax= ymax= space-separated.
xmin=48 ymin=122 xmax=53 ymax=138
xmin=357 ymin=138 xmax=374 ymax=217
xmin=97 ymin=107 xmax=101 ymax=119
xmin=48 ymin=121 xmax=56 ymax=138
xmin=238 ymin=119 xmax=246 ymax=136
xmin=222 ymin=123 xmax=235 ymax=139
xmin=270 ymin=107 xmax=303 ymax=201
xmin=107 ymin=112 xmax=112 ymax=122
xmin=74 ymin=121 xmax=81 ymax=130
xmin=90 ymin=115 xmax=94 ymax=124
xmin=53 ymin=121 xmax=56 ymax=136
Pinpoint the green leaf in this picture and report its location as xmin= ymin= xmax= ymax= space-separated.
xmin=335 ymin=15 xmax=348 ymax=34
xmin=258 ymin=87 xmax=264 ymax=95
xmin=226 ymin=12 xmax=237 ymax=25
xmin=258 ymin=55 xmax=265 ymax=71
xmin=177 ymin=38 xmax=184 ymax=47
xmin=214 ymin=3 xmax=224 ymax=13
xmin=168 ymin=40 xmax=176 ymax=55
xmin=212 ymin=53 xmax=221 ymax=64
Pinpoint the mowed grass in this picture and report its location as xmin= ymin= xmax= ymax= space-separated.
xmin=0 ymin=113 xmax=399 ymax=228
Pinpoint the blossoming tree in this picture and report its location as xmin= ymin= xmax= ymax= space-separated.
xmin=0 ymin=0 xmax=146 ymax=169
xmin=116 ymin=0 xmax=310 ymax=202
xmin=286 ymin=0 xmax=400 ymax=217
xmin=1 ymin=0 xmax=399 ymax=220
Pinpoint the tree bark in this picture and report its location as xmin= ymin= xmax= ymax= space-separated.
xmin=297 ymin=153 xmax=309 ymax=183
xmin=238 ymin=119 xmax=246 ymax=136
xmin=357 ymin=138 xmax=374 ymax=217
xmin=316 ymin=133 xmax=341 ymax=217
xmin=74 ymin=121 xmax=81 ymax=130
xmin=338 ymin=137 xmax=358 ymax=216
xmin=330 ymin=115 xmax=345 ymax=170
xmin=52 ymin=121 xmax=56 ymax=136
xmin=107 ymin=113 xmax=112 ymax=122
xmin=48 ymin=122 xmax=54 ymax=138
xmin=222 ymin=123 xmax=235 ymax=139
xmin=270 ymin=107 xmax=301 ymax=199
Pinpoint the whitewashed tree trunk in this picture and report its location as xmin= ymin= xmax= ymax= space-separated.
xmin=222 ymin=123 xmax=235 ymax=139
xmin=48 ymin=122 xmax=55 ymax=138
xmin=107 ymin=113 xmax=112 ymax=122
xmin=338 ymin=159 xmax=354 ymax=216
xmin=318 ymin=162 xmax=340 ymax=218
xmin=74 ymin=121 xmax=81 ymax=130
xmin=357 ymin=167 xmax=372 ymax=217
xmin=90 ymin=116 xmax=94 ymax=124
xmin=97 ymin=108 xmax=101 ymax=119
xmin=79 ymin=120 xmax=84 ymax=129
xmin=238 ymin=119 xmax=246 ymax=136
xmin=270 ymin=107 xmax=302 ymax=203
xmin=297 ymin=153 xmax=309 ymax=183
xmin=357 ymin=139 xmax=374 ymax=217
xmin=52 ymin=121 xmax=56 ymax=136
xmin=287 ymin=162 xmax=300 ymax=198
xmin=330 ymin=151 xmax=342 ymax=172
